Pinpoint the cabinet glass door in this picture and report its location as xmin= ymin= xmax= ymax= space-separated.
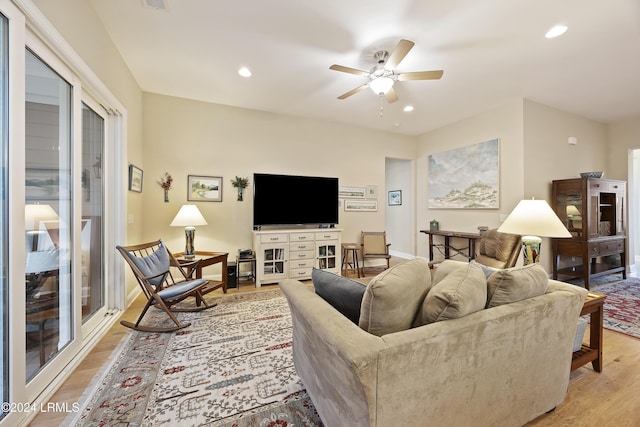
xmin=317 ymin=243 xmax=337 ymax=270
xmin=262 ymin=246 xmax=286 ymax=277
xmin=556 ymin=192 xmax=583 ymax=238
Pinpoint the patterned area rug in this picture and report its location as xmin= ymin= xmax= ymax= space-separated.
xmin=586 ymin=275 xmax=640 ymax=339
xmin=71 ymin=289 xmax=323 ymax=426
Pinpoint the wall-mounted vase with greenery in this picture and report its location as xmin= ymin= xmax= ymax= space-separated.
xmin=231 ymin=176 xmax=249 ymax=201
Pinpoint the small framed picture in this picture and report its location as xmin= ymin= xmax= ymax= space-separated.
xmin=188 ymin=175 xmax=223 ymax=202
xmin=128 ymin=164 xmax=143 ymax=192
xmin=339 ymin=186 xmax=366 ymax=199
xmin=366 ymin=185 xmax=378 ymax=199
xmin=344 ymin=199 xmax=378 ymax=212
xmin=388 ymin=190 xmax=402 ymax=206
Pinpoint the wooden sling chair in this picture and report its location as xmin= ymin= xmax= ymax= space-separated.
xmin=116 ymin=239 xmax=216 ymax=332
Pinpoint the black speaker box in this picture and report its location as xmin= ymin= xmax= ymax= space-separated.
xmin=227 ymin=262 xmax=238 ymax=289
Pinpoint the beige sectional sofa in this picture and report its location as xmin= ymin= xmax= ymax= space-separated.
xmin=279 ymin=259 xmax=587 ymax=427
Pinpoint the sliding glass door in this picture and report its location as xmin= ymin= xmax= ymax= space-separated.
xmin=0 ymin=10 xmax=8 ymax=413
xmin=80 ymin=101 xmax=105 ymax=327
xmin=24 ymin=49 xmax=73 ymax=381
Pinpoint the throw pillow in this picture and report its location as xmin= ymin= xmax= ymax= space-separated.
xmin=312 ymin=268 xmax=367 ymax=324
xmin=432 ymin=259 xmax=469 ymax=285
xmin=485 ymin=263 xmax=549 ymax=308
xmin=359 ymin=258 xmax=432 ymax=336
xmin=414 ymin=262 xmax=487 ymax=326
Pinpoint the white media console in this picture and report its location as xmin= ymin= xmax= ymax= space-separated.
xmin=252 ymin=228 xmax=342 ymax=286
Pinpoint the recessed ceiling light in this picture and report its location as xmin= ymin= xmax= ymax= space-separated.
xmin=238 ymin=67 xmax=252 ymax=77
xmin=403 ymin=105 xmax=414 ymax=113
xmin=545 ymin=25 xmax=568 ymax=39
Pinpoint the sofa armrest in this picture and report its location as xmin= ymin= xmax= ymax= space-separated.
xmin=279 ymin=279 xmax=384 ymax=426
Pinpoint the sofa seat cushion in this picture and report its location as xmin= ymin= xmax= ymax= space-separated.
xmin=486 ymin=263 xmax=549 ymax=308
xmin=359 ymin=258 xmax=432 ymax=336
xmin=312 ymin=268 xmax=367 ymax=324
xmin=414 ymin=262 xmax=487 ymax=326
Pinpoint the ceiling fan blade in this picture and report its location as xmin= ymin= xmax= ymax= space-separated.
xmin=397 ymin=70 xmax=444 ymax=81
xmin=337 ymin=84 xmax=369 ymax=100
xmin=385 ymin=87 xmax=399 ymax=103
xmin=384 ymin=39 xmax=415 ymax=70
xmin=330 ymin=64 xmax=370 ymax=77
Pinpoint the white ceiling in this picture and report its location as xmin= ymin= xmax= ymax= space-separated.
xmin=89 ymin=0 xmax=640 ymax=136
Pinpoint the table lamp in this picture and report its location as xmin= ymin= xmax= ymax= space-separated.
xmin=170 ymin=204 xmax=208 ymax=259
xmin=497 ymin=198 xmax=571 ymax=265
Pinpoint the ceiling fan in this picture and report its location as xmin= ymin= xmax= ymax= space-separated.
xmin=329 ymin=39 xmax=443 ymax=104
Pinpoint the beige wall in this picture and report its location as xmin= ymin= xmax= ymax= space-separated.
xmin=416 ymin=98 xmax=526 ymax=261
xmin=141 ymin=93 xmax=416 ymax=264
xmin=34 ymin=0 xmax=143 ymax=298
xmin=522 ymin=100 xmax=609 ymax=268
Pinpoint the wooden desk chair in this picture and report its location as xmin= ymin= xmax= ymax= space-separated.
xmin=361 ymin=231 xmax=391 ymax=274
xmin=116 ymin=239 xmax=216 ymax=332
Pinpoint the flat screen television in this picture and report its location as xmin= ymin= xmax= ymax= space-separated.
xmin=253 ymin=173 xmax=339 ymax=227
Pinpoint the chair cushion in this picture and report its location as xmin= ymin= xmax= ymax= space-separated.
xmin=122 ymin=241 xmax=170 ymax=286
xmin=312 ymin=268 xmax=366 ymax=324
xmin=158 ymin=278 xmax=207 ymax=299
xmin=485 ymin=263 xmax=548 ymax=308
xmin=478 ymin=229 xmax=520 ymax=263
xmin=414 ymin=262 xmax=487 ymax=326
xmin=359 ymin=259 xmax=431 ymax=336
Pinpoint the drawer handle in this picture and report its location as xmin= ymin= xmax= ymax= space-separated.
xmin=270 ymin=237 xmax=278 ymax=241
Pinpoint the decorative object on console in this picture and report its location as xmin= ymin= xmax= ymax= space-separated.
xmin=498 ymin=198 xmax=571 ymax=265
xmin=187 ymin=175 xmax=222 ymax=202
xmin=580 ymin=171 xmax=604 ymax=179
xmin=230 ymin=176 xmax=249 ymax=201
xmin=430 ymin=219 xmax=439 ymax=231
xmin=170 ymin=204 xmax=208 ymax=259
xmin=157 ymin=172 xmax=172 ymax=202
xmin=128 ymin=164 xmax=143 ymax=193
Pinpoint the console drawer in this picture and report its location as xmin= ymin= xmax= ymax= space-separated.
xmin=260 ymin=233 xmax=288 ymax=243
xmin=599 ymin=240 xmax=623 ymax=256
xmin=290 ymin=232 xmax=315 ymax=242
xmin=290 ymin=241 xmax=314 ymax=251
xmin=290 ymin=258 xmax=314 ymax=269
xmin=290 ymin=250 xmax=315 ymax=260
xmin=315 ymin=231 xmax=340 ymax=241
xmin=290 ymin=267 xmax=313 ymax=280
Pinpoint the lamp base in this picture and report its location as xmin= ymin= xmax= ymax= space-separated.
xmin=184 ymin=226 xmax=196 ymax=259
xmin=522 ymin=235 xmax=542 ymax=265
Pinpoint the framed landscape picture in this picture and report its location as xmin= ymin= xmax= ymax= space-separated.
xmin=188 ymin=175 xmax=222 ymax=202
xmin=428 ymin=138 xmax=499 ymax=209
xmin=339 ymin=186 xmax=366 ymax=199
xmin=344 ymin=199 xmax=377 ymax=212
xmin=128 ymin=165 xmax=143 ymax=193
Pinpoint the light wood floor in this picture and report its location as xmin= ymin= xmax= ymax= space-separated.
xmin=29 ymin=260 xmax=640 ymax=426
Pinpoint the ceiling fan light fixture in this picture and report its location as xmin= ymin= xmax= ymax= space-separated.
xmin=369 ymin=77 xmax=394 ymax=95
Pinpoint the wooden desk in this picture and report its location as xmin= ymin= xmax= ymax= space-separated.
xmin=420 ymin=229 xmax=481 ymax=263
xmin=175 ymin=251 xmax=228 ymax=294
xmin=572 ymin=291 xmax=606 ymax=372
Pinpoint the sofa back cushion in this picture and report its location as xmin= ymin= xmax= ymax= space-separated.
xmin=359 ymin=258 xmax=432 ymax=336
xmin=486 ymin=263 xmax=549 ymax=308
xmin=414 ymin=262 xmax=487 ymax=326
xmin=312 ymin=268 xmax=367 ymax=324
